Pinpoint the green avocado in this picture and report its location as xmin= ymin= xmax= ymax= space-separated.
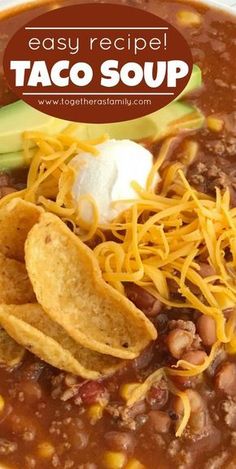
xmin=0 ymin=102 xmax=204 ymax=170
xmin=0 ymin=65 xmax=203 ymax=170
xmin=0 ymin=150 xmax=32 ymax=170
xmin=177 ymin=64 xmax=202 ymax=99
xmin=72 ymin=101 xmax=204 ymax=141
xmin=66 ymin=65 xmax=203 ymax=141
xmin=0 ymin=101 xmax=69 ymax=154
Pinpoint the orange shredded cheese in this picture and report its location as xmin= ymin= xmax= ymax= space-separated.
xmin=3 ymin=127 xmax=236 ymax=439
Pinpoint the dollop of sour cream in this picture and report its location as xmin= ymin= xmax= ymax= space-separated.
xmin=70 ymin=139 xmax=157 ymax=224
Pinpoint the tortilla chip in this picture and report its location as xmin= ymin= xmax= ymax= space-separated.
xmin=0 ymin=328 xmax=25 ymax=367
xmin=0 ymin=304 xmax=123 ymax=379
xmin=0 ymin=253 xmax=35 ymax=304
xmin=25 ymin=213 xmax=157 ymax=359
xmin=0 ymin=198 xmax=43 ymax=262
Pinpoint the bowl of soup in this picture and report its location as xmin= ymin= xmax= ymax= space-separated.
xmin=0 ymin=1 xmax=235 ymax=469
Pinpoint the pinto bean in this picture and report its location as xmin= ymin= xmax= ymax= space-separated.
xmin=181 ymin=350 xmax=207 ymax=365
xmin=187 ymin=389 xmax=208 ymax=433
xmin=125 ymin=284 xmax=162 ymax=317
xmin=197 ymin=315 xmax=217 ymax=347
xmin=187 ymin=389 xmax=204 ymax=413
xmin=172 ymin=395 xmax=184 ymax=416
xmin=104 ymin=431 xmax=136 ymax=454
xmin=166 ymin=329 xmax=193 ymax=359
xmin=189 ymin=408 xmax=208 ymax=434
xmin=173 ymin=389 xmax=204 ymax=415
xmin=215 ymin=362 xmax=236 ymax=396
xmin=173 ymin=389 xmax=206 ymax=434
xmin=148 ymin=410 xmax=171 ymax=434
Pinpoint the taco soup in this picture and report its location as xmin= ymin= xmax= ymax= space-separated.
xmin=0 ymin=1 xmax=235 ymax=469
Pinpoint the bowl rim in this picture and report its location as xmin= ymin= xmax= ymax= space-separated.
xmin=200 ymin=0 xmax=236 ymax=13
xmin=0 ymin=0 xmax=236 ymax=14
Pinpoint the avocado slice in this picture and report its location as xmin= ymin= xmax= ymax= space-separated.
xmin=0 ymin=65 xmax=201 ymax=154
xmin=69 ymin=65 xmax=202 ymax=141
xmin=178 ymin=64 xmax=201 ymax=100
xmin=0 ymin=151 xmax=30 ymax=171
xmin=73 ymin=101 xmax=204 ymax=142
xmin=0 ymin=101 xmax=69 ymax=154
xmin=0 ymin=102 xmax=204 ymax=170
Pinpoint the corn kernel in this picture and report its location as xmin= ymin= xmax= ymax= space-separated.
xmin=125 ymin=459 xmax=146 ymax=469
xmin=102 ymin=451 xmax=127 ymax=469
xmin=207 ymin=116 xmax=224 ymax=133
xmin=0 ymin=395 xmax=5 ymax=413
xmin=177 ymin=10 xmax=202 ymax=27
xmin=119 ymin=383 xmax=139 ymax=401
xmin=87 ymin=403 xmax=104 ymax=423
xmin=37 ymin=442 xmax=55 ymax=458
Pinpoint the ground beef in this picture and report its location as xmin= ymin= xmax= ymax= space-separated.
xmin=167 ymin=439 xmax=181 ymax=457
xmin=0 ymin=171 xmax=16 ymax=198
xmin=0 ymin=438 xmax=17 ymax=455
xmin=205 ymin=134 xmax=236 ymax=158
xmin=168 ymin=319 xmax=202 ymax=352
xmin=106 ymin=400 xmax=148 ymax=431
xmin=0 ymin=172 xmax=11 ymax=187
xmin=222 ymin=399 xmax=236 ymax=430
xmin=203 ymin=451 xmax=229 ymax=469
xmin=186 ymin=109 xmax=236 ymax=203
xmin=188 ymin=157 xmax=236 ymax=206
xmin=189 ymin=160 xmax=232 ymax=191
xmin=168 ymin=320 xmax=196 ymax=335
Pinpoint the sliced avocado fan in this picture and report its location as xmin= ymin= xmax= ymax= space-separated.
xmin=0 ymin=65 xmax=203 ymax=170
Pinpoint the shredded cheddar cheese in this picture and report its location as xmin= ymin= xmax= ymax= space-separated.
xmin=126 ymin=369 xmax=166 ymax=407
xmin=168 ymin=384 xmax=191 ymax=438
xmin=3 ymin=127 xmax=236 ymax=439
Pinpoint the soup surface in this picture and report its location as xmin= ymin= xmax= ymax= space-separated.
xmin=0 ymin=1 xmax=235 ymax=469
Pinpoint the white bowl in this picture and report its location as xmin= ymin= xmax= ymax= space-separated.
xmin=201 ymin=0 xmax=236 ymax=10
xmin=0 ymin=0 xmax=236 ymax=12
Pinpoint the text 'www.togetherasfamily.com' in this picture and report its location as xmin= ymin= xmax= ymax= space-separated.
xmin=37 ymin=97 xmax=152 ymax=107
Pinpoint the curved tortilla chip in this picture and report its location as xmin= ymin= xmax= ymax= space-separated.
xmin=25 ymin=213 xmax=157 ymax=359
xmin=0 ymin=328 xmax=25 ymax=367
xmin=0 ymin=253 xmax=35 ymax=304
xmin=0 ymin=304 xmax=123 ymax=379
xmin=0 ymin=198 xmax=43 ymax=262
